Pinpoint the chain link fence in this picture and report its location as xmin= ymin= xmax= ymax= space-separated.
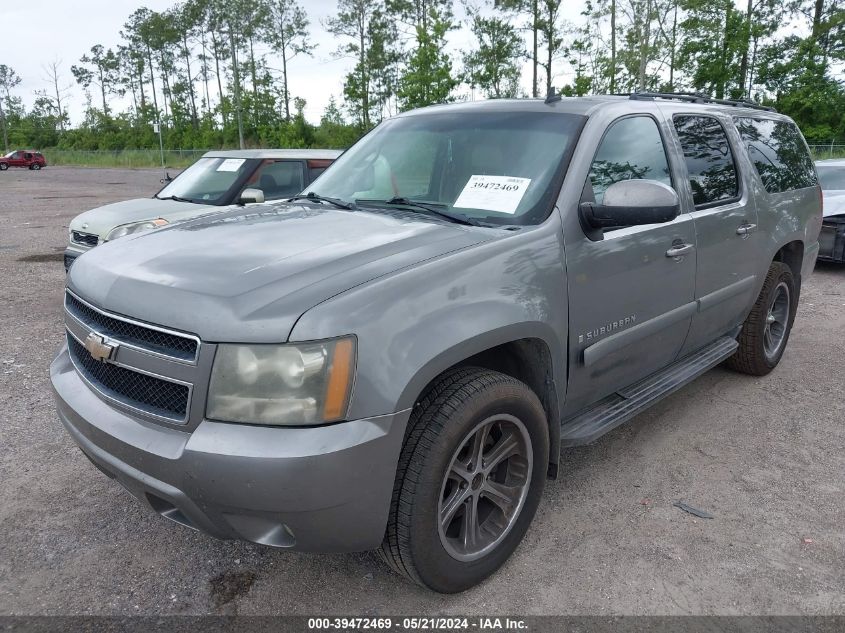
xmin=808 ymin=144 xmax=845 ymax=160
xmin=46 ymin=149 xmax=211 ymax=169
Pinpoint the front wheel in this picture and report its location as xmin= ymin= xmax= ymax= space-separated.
xmin=725 ymin=261 xmax=798 ymax=376
xmin=0 ymin=163 xmax=8 ymax=171
xmin=380 ymin=367 xmax=549 ymax=593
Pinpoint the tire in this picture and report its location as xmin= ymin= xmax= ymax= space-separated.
xmin=31 ymin=163 xmax=41 ymax=170
xmin=0 ymin=163 xmax=7 ymax=171
xmin=725 ymin=261 xmax=797 ymax=376
xmin=379 ymin=367 xmax=549 ymax=593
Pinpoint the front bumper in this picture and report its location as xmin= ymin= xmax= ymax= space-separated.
xmin=64 ymin=245 xmax=89 ymax=271
xmin=819 ymin=217 xmax=845 ymax=263
xmin=51 ymin=346 xmax=410 ymax=552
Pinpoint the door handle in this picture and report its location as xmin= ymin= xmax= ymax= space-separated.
xmin=736 ymin=223 xmax=757 ymax=236
xmin=666 ymin=243 xmax=694 ymax=258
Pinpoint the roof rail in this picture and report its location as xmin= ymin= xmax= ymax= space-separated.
xmin=626 ymin=91 xmax=776 ymax=112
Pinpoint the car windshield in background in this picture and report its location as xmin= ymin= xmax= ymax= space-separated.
xmin=157 ymin=157 xmax=256 ymax=204
xmin=307 ymin=111 xmax=585 ymax=225
xmin=817 ymin=166 xmax=845 ymax=191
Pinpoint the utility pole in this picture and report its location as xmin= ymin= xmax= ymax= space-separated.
xmin=228 ymin=26 xmax=245 ymax=150
xmin=0 ymin=98 xmax=8 ymax=153
xmin=154 ymin=120 xmax=166 ymax=180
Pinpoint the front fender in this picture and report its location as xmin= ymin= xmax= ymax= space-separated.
xmin=289 ymin=219 xmax=569 ymax=422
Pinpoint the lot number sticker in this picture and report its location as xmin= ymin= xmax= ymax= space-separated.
xmin=454 ymin=175 xmax=531 ymax=214
xmin=216 ymin=158 xmax=246 ymax=172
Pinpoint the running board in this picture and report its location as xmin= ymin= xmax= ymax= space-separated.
xmin=560 ymin=336 xmax=738 ymax=447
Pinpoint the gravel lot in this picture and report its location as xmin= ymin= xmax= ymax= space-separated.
xmin=0 ymin=166 xmax=843 ymax=616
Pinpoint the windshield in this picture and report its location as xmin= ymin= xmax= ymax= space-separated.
xmin=157 ymin=157 xmax=256 ymax=204
xmin=307 ymin=111 xmax=585 ymax=225
xmin=817 ymin=166 xmax=845 ymax=191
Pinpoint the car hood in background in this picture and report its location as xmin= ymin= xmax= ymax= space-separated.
xmin=67 ymin=203 xmax=495 ymax=343
xmin=69 ymin=197 xmax=220 ymax=238
xmin=821 ymin=190 xmax=845 ymax=218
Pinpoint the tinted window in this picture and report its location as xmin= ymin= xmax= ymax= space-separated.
xmin=817 ymin=166 xmax=845 ymax=191
xmin=250 ymin=160 xmax=306 ymax=200
xmin=589 ymin=116 xmax=672 ymax=204
xmin=674 ymin=115 xmax=739 ymax=207
xmin=734 ymin=117 xmax=817 ymax=193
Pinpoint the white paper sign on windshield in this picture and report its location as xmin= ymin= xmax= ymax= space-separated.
xmin=216 ymin=158 xmax=246 ymax=172
xmin=453 ymin=175 xmax=531 ymax=214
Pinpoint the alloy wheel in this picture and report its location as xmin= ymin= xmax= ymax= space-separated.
xmin=437 ymin=413 xmax=533 ymax=562
xmin=763 ymin=281 xmax=790 ymax=361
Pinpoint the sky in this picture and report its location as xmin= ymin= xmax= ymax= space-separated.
xmin=1 ymin=0 xmax=587 ymax=125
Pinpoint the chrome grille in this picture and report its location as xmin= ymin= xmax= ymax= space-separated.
xmin=71 ymin=231 xmax=98 ymax=247
xmin=65 ymin=291 xmax=198 ymax=363
xmin=67 ymin=334 xmax=190 ymax=421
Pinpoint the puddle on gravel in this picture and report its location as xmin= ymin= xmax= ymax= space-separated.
xmin=208 ymin=570 xmax=257 ymax=608
xmin=17 ymin=252 xmax=64 ymax=263
xmin=33 ymin=195 xmax=97 ymax=200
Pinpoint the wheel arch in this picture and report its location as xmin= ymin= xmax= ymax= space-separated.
xmin=773 ymin=239 xmax=804 ymax=282
xmin=397 ymin=327 xmax=563 ymax=479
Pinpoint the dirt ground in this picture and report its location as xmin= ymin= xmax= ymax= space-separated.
xmin=0 ymin=167 xmax=843 ymax=616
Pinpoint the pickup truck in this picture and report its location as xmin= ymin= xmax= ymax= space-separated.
xmin=51 ymin=93 xmax=822 ymax=593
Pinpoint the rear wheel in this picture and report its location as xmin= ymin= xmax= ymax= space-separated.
xmin=379 ymin=367 xmax=549 ymax=593
xmin=725 ymin=261 xmax=797 ymax=376
xmin=31 ymin=163 xmax=41 ymax=170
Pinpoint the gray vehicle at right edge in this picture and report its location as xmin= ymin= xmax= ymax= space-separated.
xmin=51 ymin=93 xmax=822 ymax=593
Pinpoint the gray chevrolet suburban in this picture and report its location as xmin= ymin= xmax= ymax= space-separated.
xmin=51 ymin=94 xmax=822 ymax=593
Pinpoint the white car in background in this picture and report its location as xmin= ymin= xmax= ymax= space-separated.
xmin=64 ymin=149 xmax=341 ymax=270
xmin=815 ymin=159 xmax=845 ymax=263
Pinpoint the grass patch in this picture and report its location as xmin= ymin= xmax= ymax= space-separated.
xmin=47 ymin=149 xmax=207 ymax=169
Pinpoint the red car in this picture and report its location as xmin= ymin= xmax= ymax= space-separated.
xmin=0 ymin=150 xmax=47 ymax=170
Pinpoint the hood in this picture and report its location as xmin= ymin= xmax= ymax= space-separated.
xmin=67 ymin=203 xmax=495 ymax=343
xmin=70 ymin=198 xmax=220 ymax=238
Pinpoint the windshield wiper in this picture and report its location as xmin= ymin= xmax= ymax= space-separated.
xmin=155 ymin=194 xmax=194 ymax=203
xmin=357 ymin=197 xmax=480 ymax=226
xmin=287 ymin=191 xmax=356 ymax=210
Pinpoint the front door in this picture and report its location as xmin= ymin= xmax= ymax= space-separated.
xmin=671 ymin=114 xmax=761 ymax=355
xmin=563 ymin=114 xmax=698 ymax=416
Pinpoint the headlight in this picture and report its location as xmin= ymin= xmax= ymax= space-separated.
xmin=106 ymin=218 xmax=168 ymax=241
xmin=207 ymin=337 xmax=356 ymax=426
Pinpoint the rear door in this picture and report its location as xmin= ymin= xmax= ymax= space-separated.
xmin=673 ymin=114 xmax=761 ymax=355
xmin=563 ymin=113 xmax=698 ymax=415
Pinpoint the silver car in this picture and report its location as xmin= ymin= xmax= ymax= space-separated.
xmin=64 ymin=149 xmax=341 ymax=269
xmin=52 ymin=94 xmax=821 ymax=592
xmin=815 ymin=158 xmax=845 ymax=262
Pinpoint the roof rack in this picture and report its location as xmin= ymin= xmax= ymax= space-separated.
xmin=625 ymin=91 xmax=776 ymax=112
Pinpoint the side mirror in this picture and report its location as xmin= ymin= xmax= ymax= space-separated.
xmin=239 ymin=187 xmax=265 ymax=205
xmin=580 ymin=180 xmax=680 ymax=232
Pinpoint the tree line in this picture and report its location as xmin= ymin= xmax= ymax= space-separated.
xmin=1 ymin=0 xmax=843 ymax=154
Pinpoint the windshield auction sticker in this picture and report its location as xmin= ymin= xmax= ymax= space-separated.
xmin=454 ymin=175 xmax=531 ymax=214
xmin=216 ymin=158 xmax=246 ymax=172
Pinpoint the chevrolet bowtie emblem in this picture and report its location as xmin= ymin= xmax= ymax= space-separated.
xmin=84 ymin=332 xmax=117 ymax=362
